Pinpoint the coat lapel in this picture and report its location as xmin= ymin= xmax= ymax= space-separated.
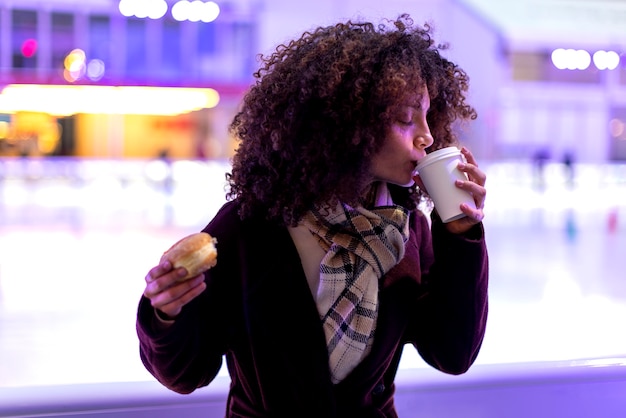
xmin=238 ymin=219 xmax=337 ymax=412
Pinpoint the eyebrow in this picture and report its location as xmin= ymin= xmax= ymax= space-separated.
xmin=402 ymin=93 xmax=429 ymax=108
xmin=401 ymin=101 xmax=430 ymax=112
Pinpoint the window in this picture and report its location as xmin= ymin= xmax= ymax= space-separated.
xmin=12 ymin=10 xmax=37 ymax=70
xmin=197 ymin=20 xmax=217 ymax=56
xmin=125 ymin=17 xmax=147 ymax=79
xmin=51 ymin=12 xmax=74 ymax=71
xmin=89 ymin=15 xmax=111 ymax=63
xmin=509 ymin=50 xmax=602 ymax=84
xmin=232 ymin=21 xmax=255 ymax=80
xmin=161 ymin=17 xmax=182 ymax=80
xmin=196 ymin=20 xmax=255 ymax=82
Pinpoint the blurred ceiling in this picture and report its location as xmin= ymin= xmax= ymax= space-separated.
xmin=457 ymin=0 xmax=626 ymax=49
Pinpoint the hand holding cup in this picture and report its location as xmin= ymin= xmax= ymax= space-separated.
xmin=416 ymin=146 xmax=486 ymax=232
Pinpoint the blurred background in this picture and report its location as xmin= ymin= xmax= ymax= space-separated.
xmin=0 ymin=0 xmax=625 ymax=391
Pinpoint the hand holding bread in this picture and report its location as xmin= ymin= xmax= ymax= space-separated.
xmin=143 ymin=232 xmax=217 ymax=319
xmin=160 ymin=232 xmax=218 ymax=281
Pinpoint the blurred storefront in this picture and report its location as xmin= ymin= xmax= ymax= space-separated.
xmin=0 ymin=97 xmax=242 ymax=159
xmin=0 ymin=0 xmax=255 ymax=159
xmin=1 ymin=0 xmax=625 ymax=162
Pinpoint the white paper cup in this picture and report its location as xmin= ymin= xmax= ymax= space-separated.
xmin=416 ymin=147 xmax=476 ymax=223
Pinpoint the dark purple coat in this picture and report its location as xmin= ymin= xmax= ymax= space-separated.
xmin=137 ymin=200 xmax=489 ymax=417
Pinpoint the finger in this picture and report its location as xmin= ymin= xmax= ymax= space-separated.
xmin=459 ymin=147 xmax=487 ymax=184
xmin=455 ymin=178 xmax=486 ymax=198
xmin=144 ymin=266 xmax=188 ymax=298
xmin=455 ymin=179 xmax=487 ymax=210
xmin=457 ymin=162 xmax=487 ymax=186
xmin=146 ymin=260 xmax=174 ymax=284
xmin=160 ymin=282 xmax=207 ymax=318
xmin=460 ymin=202 xmax=484 ymax=222
xmin=461 ymin=146 xmax=477 ymax=166
xmin=151 ymin=276 xmax=206 ymax=316
xmin=152 ymin=273 xmax=204 ymax=303
xmin=444 ymin=206 xmax=484 ymax=234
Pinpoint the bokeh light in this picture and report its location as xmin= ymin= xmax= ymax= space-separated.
xmin=0 ymin=84 xmax=220 ymax=116
xmin=593 ymin=50 xmax=620 ymax=70
xmin=63 ymin=49 xmax=87 ymax=82
xmin=21 ymin=39 xmax=38 ymax=58
xmin=87 ymin=59 xmax=106 ymax=81
xmin=551 ymin=48 xmax=591 ymax=70
xmin=119 ymin=0 xmax=168 ymax=19
xmin=172 ymin=1 xmax=220 ymax=23
xmin=552 ymin=48 xmax=621 ymax=70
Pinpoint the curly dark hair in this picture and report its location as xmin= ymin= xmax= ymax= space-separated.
xmin=227 ymin=14 xmax=477 ymax=226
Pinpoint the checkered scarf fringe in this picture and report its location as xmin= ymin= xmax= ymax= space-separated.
xmin=302 ymin=202 xmax=409 ymax=383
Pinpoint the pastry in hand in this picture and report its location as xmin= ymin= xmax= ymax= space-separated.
xmin=160 ymin=232 xmax=218 ymax=281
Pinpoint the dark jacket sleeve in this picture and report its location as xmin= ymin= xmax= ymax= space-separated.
xmin=136 ymin=296 xmax=224 ymax=394
xmin=408 ymin=211 xmax=489 ymax=375
xmin=136 ymin=201 xmax=240 ymax=394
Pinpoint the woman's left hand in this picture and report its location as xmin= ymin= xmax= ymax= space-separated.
xmin=445 ymin=147 xmax=487 ymax=234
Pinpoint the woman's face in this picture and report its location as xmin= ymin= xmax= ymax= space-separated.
xmin=370 ymin=87 xmax=434 ymax=187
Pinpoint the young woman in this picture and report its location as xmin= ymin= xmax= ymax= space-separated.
xmin=137 ymin=14 xmax=489 ymax=417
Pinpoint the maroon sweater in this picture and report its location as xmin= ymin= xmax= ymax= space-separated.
xmin=137 ymin=200 xmax=489 ymax=417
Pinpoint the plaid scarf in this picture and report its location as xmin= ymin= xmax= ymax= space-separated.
xmin=301 ymin=192 xmax=409 ymax=384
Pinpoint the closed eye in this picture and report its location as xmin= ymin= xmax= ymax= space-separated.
xmin=395 ymin=109 xmax=414 ymax=126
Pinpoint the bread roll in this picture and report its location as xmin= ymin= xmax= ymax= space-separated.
xmin=161 ymin=232 xmax=218 ymax=281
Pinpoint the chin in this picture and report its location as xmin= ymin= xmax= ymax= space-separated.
xmin=377 ymin=173 xmax=415 ymax=188
xmin=393 ymin=178 xmax=415 ymax=188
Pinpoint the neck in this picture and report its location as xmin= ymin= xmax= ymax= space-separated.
xmin=361 ymin=182 xmax=394 ymax=208
xmin=359 ymin=182 xmax=376 ymax=208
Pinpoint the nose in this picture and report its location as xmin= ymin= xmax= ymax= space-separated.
xmin=415 ymin=132 xmax=434 ymax=150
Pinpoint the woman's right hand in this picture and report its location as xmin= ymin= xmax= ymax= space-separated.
xmin=143 ymin=260 xmax=207 ymax=319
